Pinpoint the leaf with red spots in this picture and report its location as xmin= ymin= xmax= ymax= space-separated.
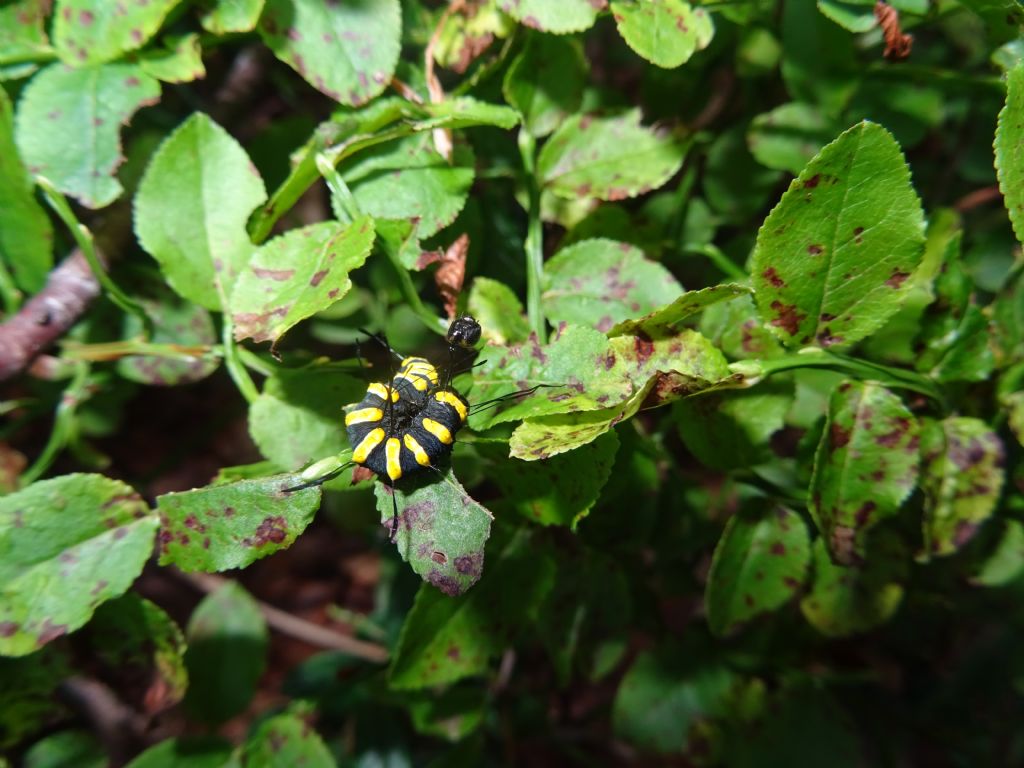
xmin=537 ymin=110 xmax=688 ymax=203
xmin=82 ymin=594 xmax=187 ymax=715
xmin=201 ymin=0 xmax=265 ymax=34
xmin=0 ymin=86 xmax=51 ymax=294
xmin=541 ymin=239 xmax=684 ymax=332
xmin=376 ymin=465 xmax=493 ymax=596
xmin=53 ymin=0 xmax=181 ymax=65
xmin=483 ymin=430 xmax=618 ymax=527
xmin=608 ymin=283 xmax=751 ymax=338
xmin=135 ymin=112 xmax=268 ymax=310
xmin=509 ymin=329 xmax=736 ymax=460
xmin=242 ymin=713 xmax=333 ymax=767
xmin=499 ymin=0 xmax=605 ymax=33
xmin=337 ymin=134 xmax=473 ymax=239
xmin=699 ymin=292 xmax=785 ymax=361
xmin=809 ymin=380 xmax=919 ymax=565
xmin=155 ymin=474 xmax=320 ymax=572
xmin=920 ymin=417 xmax=1005 ymax=558
xmin=610 ymin=0 xmax=713 ymax=69
xmin=467 ymin=277 xmax=531 ymax=345
xmin=136 ymin=32 xmax=205 ymax=84
xmin=801 ymin=531 xmax=908 ymax=637
xmin=0 ymin=474 xmax=158 ymax=656
xmin=995 ymin=61 xmax=1024 ymax=245
xmin=15 ymin=62 xmax=160 ymax=209
xmin=389 ymin=529 xmax=555 ymax=689
xmin=183 ymin=581 xmax=267 ymax=724
xmin=230 ymin=217 xmax=375 ymax=345
xmin=469 ymin=325 xmax=634 ymax=431
xmin=705 ymin=506 xmax=811 ymax=637
xmin=502 ymin=31 xmax=585 ymax=137
xmin=258 ymin=0 xmax=400 ymax=106
xmin=751 ymin=121 xmax=926 ymax=349
xmin=0 ymin=1 xmax=51 ymax=68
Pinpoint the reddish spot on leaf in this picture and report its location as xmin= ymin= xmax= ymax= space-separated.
xmin=807 ymin=244 xmax=823 ymax=255
xmin=633 ymin=333 xmax=654 ymax=364
xmin=804 ymin=174 xmax=821 ymax=189
xmin=886 ymin=269 xmax=911 ymax=288
xmin=762 ymin=267 xmax=785 ymax=287
xmin=252 ymin=267 xmax=295 ymax=282
xmin=855 ymin=501 xmax=877 ymax=526
xmin=831 ymin=423 xmax=852 ymax=449
xmin=769 ymin=301 xmax=805 ymax=336
xmin=310 ymin=269 xmax=329 ymax=287
xmin=0 ymin=621 xmax=18 ymax=637
xmin=853 ymin=226 xmax=865 ymax=244
xmin=79 ymin=9 xmax=95 ymax=24
xmin=431 ymin=551 xmax=448 ymax=565
xmin=770 ymin=541 xmax=787 ymax=556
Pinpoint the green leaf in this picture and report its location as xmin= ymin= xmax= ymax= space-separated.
xmin=747 ymin=102 xmax=840 ymax=175
xmin=498 ymin=0 xmax=604 ymax=33
xmin=53 ymin=0 xmax=181 ymax=65
xmin=502 ymin=32 xmax=585 ymax=137
xmin=509 ymin=329 xmax=734 ymax=460
xmin=801 ymin=532 xmax=908 ymax=637
xmin=608 ymin=284 xmax=752 ymax=338
xmin=610 ymin=0 xmax=714 ymax=69
xmin=920 ymin=417 xmax=1005 ymax=558
xmin=751 ymin=121 xmax=926 ymax=349
xmin=469 ymin=325 xmax=633 ymax=430
xmin=230 ymin=217 xmax=375 ymax=345
xmin=537 ymin=110 xmax=688 ymax=202
xmin=809 ymin=381 xmax=920 ymax=565
xmin=418 ymin=97 xmax=521 ymax=130
xmin=675 ymin=380 xmax=792 ymax=471
xmin=338 ymin=135 xmax=473 ymax=239
xmin=0 ymin=474 xmax=158 ymax=656
xmin=117 ymin=280 xmax=219 ymax=387
xmin=0 ymin=86 xmax=51 ymax=293
xmin=136 ymin=33 xmax=206 ymax=85
xmin=259 ymin=0 xmax=401 ymax=105
xmin=407 ymin=685 xmax=486 ymax=742
xmin=467 ymin=277 xmax=531 ymax=345
xmin=706 ymin=506 xmax=811 ymax=636
xmin=184 ymin=581 xmax=267 ymax=724
xmin=699 ymin=292 xmax=785 ymax=361
xmin=434 ymin=0 xmax=513 ymax=72
xmin=242 ymin=713 xmax=334 ymax=768
xmin=0 ymin=648 xmax=72 ymax=749
xmin=612 ymin=648 xmax=734 ymax=754
xmin=125 ymin=737 xmax=234 ymax=768
xmin=974 ymin=519 xmax=1024 ymax=587
xmin=249 ymin=367 xmax=365 ymax=471
xmin=484 ymin=431 xmax=618 ymax=527
xmin=135 ymin=113 xmax=268 ymax=310
xmin=704 ymin=124 xmax=782 ymax=222
xmin=541 ymin=239 xmax=683 ymax=332
xmin=201 ymin=0 xmax=266 ymax=34
xmin=16 ymin=62 xmax=160 ymax=209
xmin=83 ymin=594 xmax=187 ymax=714
xmin=817 ymin=0 xmax=877 ymax=32
xmin=23 ymin=731 xmax=105 ymax=768
xmin=995 ymin=61 xmax=1024 ymax=245
xmin=780 ymin=0 xmax=857 ymax=116
xmin=155 ymin=474 xmax=321 ymax=572
xmin=376 ymin=466 xmax=493 ymax=596
xmin=389 ymin=530 xmax=555 ymax=689
xmin=0 ymin=1 xmax=51 ymax=66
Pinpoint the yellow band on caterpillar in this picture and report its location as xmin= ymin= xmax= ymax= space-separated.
xmin=367 ymin=382 xmax=399 ymax=402
xmin=344 ymin=407 xmax=383 ymax=426
xmin=434 ymin=390 xmax=467 ymax=422
xmin=422 ymin=418 xmax=453 ymax=445
xmin=385 ymin=437 xmax=403 ymax=481
xmin=403 ymin=434 xmax=432 ymax=466
xmin=352 ymin=427 xmax=386 ymax=463
xmin=395 ymin=372 xmax=430 ymax=392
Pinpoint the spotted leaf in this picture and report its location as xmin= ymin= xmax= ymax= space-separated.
xmin=996 ymin=61 xmax=1024 ymax=245
xmin=155 ymin=474 xmax=320 ymax=572
xmin=242 ymin=713 xmax=334 ymax=768
xmin=53 ymin=0 xmax=182 ymax=66
xmin=499 ymin=0 xmax=605 ymax=33
xmin=0 ymin=474 xmax=158 ymax=657
xmin=809 ymin=381 xmax=920 ymax=565
xmin=230 ymin=217 xmax=375 ymax=346
xmin=609 ymin=284 xmax=751 ymax=338
xmin=611 ymin=0 xmax=714 ymax=69
xmin=751 ymin=121 xmax=926 ymax=349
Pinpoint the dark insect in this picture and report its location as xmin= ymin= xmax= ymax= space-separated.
xmin=288 ymin=314 xmax=555 ymax=540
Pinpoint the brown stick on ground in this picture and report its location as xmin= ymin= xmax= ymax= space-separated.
xmin=0 ymin=251 xmax=100 ymax=382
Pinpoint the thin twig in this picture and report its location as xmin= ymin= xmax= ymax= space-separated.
xmin=954 ymin=185 xmax=1002 ymax=213
xmin=180 ymin=571 xmax=390 ymax=663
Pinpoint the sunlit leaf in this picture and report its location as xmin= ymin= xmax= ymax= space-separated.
xmin=996 ymin=61 xmax=1024 ymax=245
xmin=498 ymin=0 xmax=605 ymax=33
xmin=53 ymin=0 xmax=181 ymax=65
xmin=610 ymin=0 xmax=713 ymax=69
xmin=242 ymin=713 xmax=334 ymax=767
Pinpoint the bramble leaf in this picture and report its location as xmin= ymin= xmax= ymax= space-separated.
xmin=498 ymin=0 xmax=605 ymax=33
xmin=0 ymin=474 xmax=158 ymax=656
xmin=503 ymin=32 xmax=585 ymax=137
xmin=996 ymin=61 xmax=1024 ymax=245
xmin=610 ymin=0 xmax=713 ymax=69
xmin=468 ymin=277 xmax=531 ymax=345
xmin=201 ymin=0 xmax=265 ymax=34
xmin=751 ymin=121 xmax=926 ymax=349
xmin=609 ymin=284 xmax=751 ymax=337
xmin=135 ymin=112 xmax=268 ymax=310
xmin=16 ymin=62 xmax=160 ymax=208
xmin=242 ymin=713 xmax=334 ymax=767
xmin=155 ymin=475 xmax=320 ymax=572
xmin=53 ymin=0 xmax=181 ymax=66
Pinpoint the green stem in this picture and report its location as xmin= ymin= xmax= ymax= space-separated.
xmin=37 ymin=177 xmax=154 ymax=338
xmin=20 ymin=361 xmax=91 ymax=486
xmin=379 ymin=237 xmax=446 ymax=335
xmin=684 ymin=243 xmax=748 ymax=282
xmin=61 ymin=340 xmax=219 ymax=362
xmin=757 ymin=349 xmax=946 ymax=406
xmin=315 ymin=152 xmax=361 ymax=224
xmin=221 ymin=313 xmax=260 ymax=404
xmin=0 ymin=257 xmax=22 ymax=315
xmin=238 ymin=348 xmax=278 ymax=378
xmin=518 ymin=130 xmax=545 ymax=339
